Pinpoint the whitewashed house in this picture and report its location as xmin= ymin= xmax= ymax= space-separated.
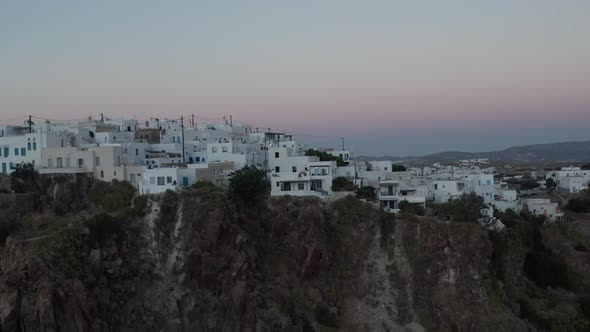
xmin=522 ymin=198 xmax=563 ymax=222
xmin=378 ymin=179 xmax=427 ymax=213
xmin=546 ymin=166 xmax=590 ymax=193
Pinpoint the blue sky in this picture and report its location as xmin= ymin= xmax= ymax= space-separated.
xmin=1 ymin=1 xmax=589 ymax=155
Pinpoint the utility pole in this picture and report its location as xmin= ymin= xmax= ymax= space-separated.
xmin=230 ymin=115 xmax=233 ymax=127
xmin=181 ymin=116 xmax=186 ymax=163
xmin=341 ymin=137 xmax=345 ymax=150
xmin=28 ymin=115 xmax=32 ymax=133
xmin=100 ymin=113 xmax=104 ymax=122
xmin=192 ymin=113 xmax=195 ymax=128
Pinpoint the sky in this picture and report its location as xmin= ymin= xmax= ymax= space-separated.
xmin=1 ymin=0 xmax=589 ymax=156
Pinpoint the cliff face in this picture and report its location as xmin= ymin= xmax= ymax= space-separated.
xmin=3 ymin=179 xmax=586 ymax=331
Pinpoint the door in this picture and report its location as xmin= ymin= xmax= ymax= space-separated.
xmin=1 ymin=163 xmax=6 ymax=174
xmin=183 ymin=177 xmax=189 ymax=187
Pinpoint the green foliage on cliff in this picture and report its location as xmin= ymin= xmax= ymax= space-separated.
xmin=356 ymin=186 xmax=376 ymax=201
xmin=436 ymin=192 xmax=484 ymax=222
xmin=35 ymin=226 xmax=89 ymax=278
xmin=86 ymin=213 xmax=125 ymax=247
xmin=89 ymin=179 xmax=136 ymax=211
xmin=10 ymin=163 xmax=39 ymax=193
xmin=228 ymin=166 xmax=269 ymax=203
xmin=567 ymin=190 xmax=590 ymax=213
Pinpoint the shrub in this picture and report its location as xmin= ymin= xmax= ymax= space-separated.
xmin=85 ymin=213 xmax=125 ymax=247
xmin=332 ymin=177 xmax=348 ymax=191
xmin=398 ymin=200 xmax=425 ymax=216
xmin=35 ymin=226 xmax=89 ymax=278
xmin=89 ymin=180 xmax=136 ymax=211
xmin=438 ymin=193 xmax=484 ymax=223
xmin=132 ymin=195 xmax=149 ymax=216
xmin=0 ymin=219 xmax=19 ymax=244
xmin=10 ymin=163 xmax=39 ymax=193
xmin=391 ymin=164 xmax=407 ymax=172
xmin=314 ymin=304 xmax=340 ymax=328
xmin=228 ymin=166 xmax=269 ymax=203
xmin=356 ymin=186 xmax=376 ymax=201
xmin=304 ymin=149 xmax=348 ymax=166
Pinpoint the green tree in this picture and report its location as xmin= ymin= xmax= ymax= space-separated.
xmin=391 ymin=164 xmax=407 ymax=172
xmin=332 ymin=176 xmax=357 ymax=191
xmin=398 ymin=200 xmax=425 ymax=216
xmin=438 ymin=192 xmax=484 ymax=222
xmin=355 ymin=186 xmax=376 ymax=201
xmin=228 ymin=166 xmax=269 ymax=203
xmin=88 ymin=179 xmax=136 ymax=211
xmin=545 ymin=178 xmax=557 ymax=190
xmin=10 ymin=163 xmax=39 ymax=193
xmin=304 ymin=149 xmax=348 ymax=166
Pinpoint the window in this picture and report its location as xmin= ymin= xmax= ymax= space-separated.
xmin=298 ymin=183 xmax=305 ymax=190
xmin=222 ymin=146 xmax=228 ymax=152
xmin=66 ymin=158 xmax=70 ymax=168
xmin=157 ymin=176 xmax=165 ymax=185
xmin=275 ymin=152 xmax=279 ymax=158
xmin=14 ymin=148 xmax=18 ymax=156
xmin=78 ymin=159 xmax=84 ymax=167
xmin=166 ymin=176 xmax=173 ymax=184
xmin=21 ymin=148 xmax=25 ymax=156
xmin=114 ymin=171 xmax=117 ymax=176
xmin=32 ymin=142 xmax=37 ymax=150
xmin=96 ymin=157 xmax=100 ymax=166
xmin=3 ymin=147 xmax=8 ymax=157
xmin=56 ymin=158 xmax=63 ymax=168
xmin=135 ymin=149 xmax=139 ymax=156
xmin=48 ymin=158 xmax=53 ymax=168
xmin=434 ymin=184 xmax=438 ymax=190
xmin=9 ymin=162 xmax=14 ymax=170
xmin=292 ymin=166 xmax=297 ymax=172
xmin=275 ymin=166 xmax=280 ymax=173
xmin=27 ymin=142 xmax=31 ymax=150
xmin=150 ymin=177 xmax=156 ymax=185
xmin=486 ymin=180 xmax=491 ymax=186
xmin=100 ymin=170 xmax=104 ymax=178
xmin=212 ymin=147 xmax=218 ymax=153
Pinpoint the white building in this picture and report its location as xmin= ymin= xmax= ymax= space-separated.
xmin=378 ymin=179 xmax=427 ymax=213
xmin=546 ymin=166 xmax=590 ymax=193
xmin=522 ymin=198 xmax=563 ymax=222
xmin=0 ymin=130 xmax=76 ymax=174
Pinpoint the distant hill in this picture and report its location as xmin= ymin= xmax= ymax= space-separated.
xmin=360 ymin=140 xmax=590 ymax=165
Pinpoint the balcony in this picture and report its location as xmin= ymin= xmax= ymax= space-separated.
xmin=39 ymin=166 xmax=91 ymax=174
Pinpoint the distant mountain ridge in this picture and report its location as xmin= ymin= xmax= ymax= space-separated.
xmin=360 ymin=140 xmax=590 ymax=165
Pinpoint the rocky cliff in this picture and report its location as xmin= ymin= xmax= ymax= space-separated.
xmin=1 ymin=176 xmax=589 ymax=331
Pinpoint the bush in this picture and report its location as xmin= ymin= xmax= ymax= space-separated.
xmin=398 ymin=200 xmax=425 ymax=216
xmin=356 ymin=186 xmax=376 ymax=201
xmin=567 ymin=191 xmax=590 ymax=213
xmin=35 ymin=226 xmax=89 ymax=278
xmin=89 ymin=180 xmax=136 ymax=211
xmin=304 ymin=149 xmax=348 ymax=166
xmin=10 ymin=163 xmax=39 ymax=193
xmin=314 ymin=304 xmax=340 ymax=328
xmin=85 ymin=213 xmax=125 ymax=247
xmin=494 ymin=208 xmax=520 ymax=228
xmin=0 ymin=220 xmax=19 ymax=244
xmin=332 ymin=177 xmax=348 ymax=191
xmin=391 ymin=164 xmax=407 ymax=172
xmin=132 ymin=195 xmax=149 ymax=216
xmin=228 ymin=166 xmax=269 ymax=203
xmin=437 ymin=193 xmax=484 ymax=222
